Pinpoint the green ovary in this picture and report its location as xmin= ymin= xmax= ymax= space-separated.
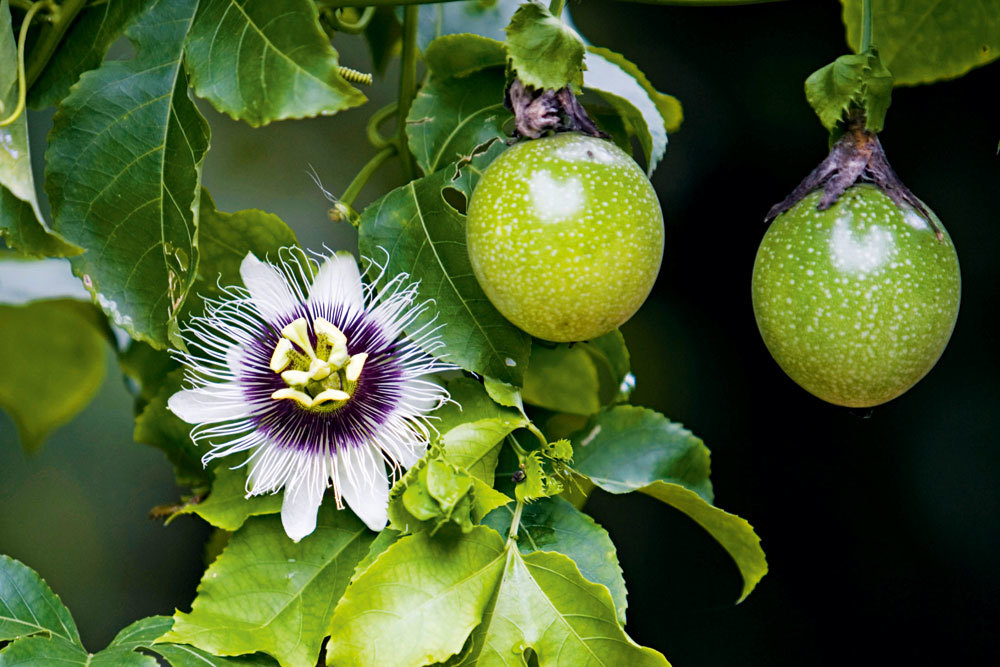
xmin=268 ymin=316 xmax=368 ymax=412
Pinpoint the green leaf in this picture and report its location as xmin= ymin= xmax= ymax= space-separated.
xmin=45 ymin=0 xmax=211 ymax=348
xmin=0 ymin=300 xmax=108 ymax=452
xmin=327 ymin=526 xmax=507 ymax=666
xmin=182 ymin=190 xmax=298 ymax=319
xmin=454 ymin=547 xmax=666 ymax=666
xmin=184 ymin=0 xmax=366 ymax=126
xmin=0 ymin=1 xmax=80 ymax=258
xmin=407 ymin=68 xmax=510 ymax=177
xmin=570 ymin=407 xmax=767 ymax=602
xmin=133 ymin=368 xmax=211 ymax=491
xmin=522 ymin=342 xmax=601 ymax=416
xmin=483 ymin=375 xmax=524 ymax=410
xmin=842 ymin=0 xmax=1000 ymax=85
xmin=357 ymin=164 xmax=530 ymax=384
xmin=804 ymin=49 xmax=893 ymax=134
xmin=470 ymin=477 xmax=514 ymax=522
xmin=424 ymin=33 xmax=507 ymax=78
xmin=27 ymin=0 xmax=146 ymax=109
xmin=639 ymin=482 xmax=767 ymax=603
xmin=571 ymin=406 xmax=714 ymax=502
xmin=170 ymin=464 xmax=282 ymax=531
xmin=483 ymin=496 xmax=628 ymax=624
xmin=0 ymin=636 xmax=94 ymax=666
xmin=583 ymin=46 xmax=682 ymax=176
xmin=348 ymin=528 xmax=400 ymax=584
xmin=434 ymin=377 xmax=527 ymax=485
xmin=504 ymin=2 xmax=585 ymax=91
xmin=0 ymin=554 xmax=79 ymax=645
xmin=111 ymin=616 xmax=279 ymax=666
xmin=161 ymin=505 xmax=375 ymax=667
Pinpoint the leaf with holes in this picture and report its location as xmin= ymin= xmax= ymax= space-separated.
xmin=407 ymin=68 xmax=510 ymax=177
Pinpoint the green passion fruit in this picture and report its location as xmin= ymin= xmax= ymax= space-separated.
xmin=752 ymin=184 xmax=960 ymax=408
xmin=466 ymin=133 xmax=664 ymax=343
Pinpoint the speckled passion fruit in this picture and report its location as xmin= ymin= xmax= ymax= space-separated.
xmin=752 ymin=184 xmax=960 ymax=408
xmin=465 ymin=133 xmax=664 ymax=343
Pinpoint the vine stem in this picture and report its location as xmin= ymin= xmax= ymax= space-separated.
xmin=525 ymin=422 xmax=548 ymax=450
xmin=507 ymin=501 xmax=524 ymax=543
xmin=0 ymin=0 xmax=46 ymax=127
xmin=340 ymin=145 xmax=396 ymax=209
xmin=549 ymin=0 xmax=566 ymax=18
xmin=396 ymin=4 xmax=419 ymax=180
xmin=860 ymin=0 xmax=873 ymax=52
xmin=24 ymin=0 xmax=86 ymax=88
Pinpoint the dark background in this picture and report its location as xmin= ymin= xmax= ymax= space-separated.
xmin=2 ymin=1 xmax=998 ymax=665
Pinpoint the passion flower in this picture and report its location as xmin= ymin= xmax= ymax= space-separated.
xmin=168 ymin=250 xmax=452 ymax=541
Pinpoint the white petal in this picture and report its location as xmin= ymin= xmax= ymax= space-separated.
xmin=338 ymin=448 xmax=389 ymax=532
xmin=281 ymin=474 xmax=326 ymax=542
xmin=309 ymin=252 xmax=364 ymax=316
xmin=168 ymin=385 xmax=249 ymax=423
xmin=240 ymin=253 xmax=296 ymax=324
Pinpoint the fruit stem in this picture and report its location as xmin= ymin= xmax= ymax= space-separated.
xmin=549 ymin=0 xmax=565 ymax=18
xmin=765 ymin=120 xmax=944 ymax=241
xmin=396 ymin=5 xmax=419 ymax=180
xmin=860 ymin=0 xmax=873 ymax=53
